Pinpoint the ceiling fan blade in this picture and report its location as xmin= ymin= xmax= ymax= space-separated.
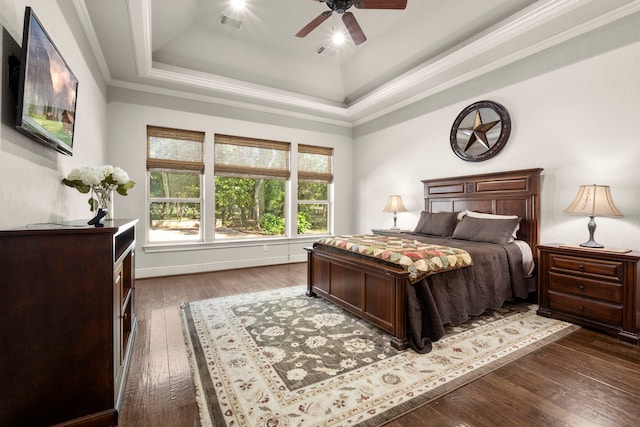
xmin=354 ymin=0 xmax=407 ymax=9
xmin=296 ymin=11 xmax=332 ymax=38
xmin=342 ymin=12 xmax=366 ymax=45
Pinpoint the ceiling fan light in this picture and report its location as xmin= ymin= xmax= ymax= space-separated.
xmin=230 ymin=0 xmax=246 ymax=10
xmin=332 ymin=31 xmax=346 ymax=45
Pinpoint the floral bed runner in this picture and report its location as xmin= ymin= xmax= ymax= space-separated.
xmin=314 ymin=234 xmax=472 ymax=283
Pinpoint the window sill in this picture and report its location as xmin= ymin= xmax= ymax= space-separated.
xmin=142 ymin=234 xmax=327 ymax=253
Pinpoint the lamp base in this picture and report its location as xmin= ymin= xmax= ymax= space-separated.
xmin=580 ymin=240 xmax=604 ymax=249
xmin=580 ymin=215 xmax=604 ymax=248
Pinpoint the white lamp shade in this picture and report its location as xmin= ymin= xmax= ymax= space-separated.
xmin=564 ymin=185 xmax=622 ymax=217
xmin=383 ymin=195 xmax=407 ymax=213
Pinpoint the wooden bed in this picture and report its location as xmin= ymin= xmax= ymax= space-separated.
xmin=305 ymin=168 xmax=543 ymax=350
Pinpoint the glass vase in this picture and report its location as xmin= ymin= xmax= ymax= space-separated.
xmin=92 ymin=187 xmax=113 ymax=220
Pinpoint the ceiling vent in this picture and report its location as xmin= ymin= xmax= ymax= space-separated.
xmin=218 ymin=12 xmax=243 ymax=30
xmin=316 ymin=45 xmax=336 ymax=57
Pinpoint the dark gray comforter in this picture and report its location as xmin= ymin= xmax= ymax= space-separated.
xmin=395 ymin=232 xmax=528 ymax=353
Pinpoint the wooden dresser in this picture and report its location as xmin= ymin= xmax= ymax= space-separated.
xmin=0 ymin=219 xmax=138 ymax=426
xmin=537 ymin=244 xmax=640 ymax=344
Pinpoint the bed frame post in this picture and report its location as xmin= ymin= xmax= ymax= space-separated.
xmin=305 ymin=248 xmax=317 ymax=297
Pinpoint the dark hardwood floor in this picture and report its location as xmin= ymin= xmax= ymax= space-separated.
xmin=118 ymin=263 xmax=640 ymax=427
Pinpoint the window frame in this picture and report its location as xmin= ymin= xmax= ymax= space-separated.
xmin=296 ymin=144 xmax=334 ymax=236
xmin=144 ymin=129 xmax=334 ymax=249
xmin=146 ymin=125 xmax=205 ymax=244
xmin=213 ymin=134 xmax=291 ymax=240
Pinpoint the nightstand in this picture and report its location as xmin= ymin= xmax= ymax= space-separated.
xmin=537 ymin=244 xmax=640 ymax=344
xmin=371 ymin=229 xmax=411 ymax=236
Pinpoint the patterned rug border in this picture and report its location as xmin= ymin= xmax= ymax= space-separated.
xmin=182 ymin=301 xmax=224 ymax=425
xmin=364 ymin=317 xmax=580 ymax=427
xmin=181 ymin=286 xmax=580 ymax=427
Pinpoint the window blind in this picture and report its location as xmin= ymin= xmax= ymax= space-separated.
xmin=298 ymin=144 xmax=333 ymax=182
xmin=214 ymin=134 xmax=290 ymax=179
xmin=147 ymin=125 xmax=205 ymax=173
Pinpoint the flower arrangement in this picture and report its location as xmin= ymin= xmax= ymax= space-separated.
xmin=63 ymin=165 xmax=135 ymax=213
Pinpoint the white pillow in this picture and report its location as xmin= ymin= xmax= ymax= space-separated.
xmin=460 ymin=210 xmax=520 ymax=240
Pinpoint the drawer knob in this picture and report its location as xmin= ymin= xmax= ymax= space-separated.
xmin=578 ymin=305 xmax=584 ymax=311
xmin=578 ymin=264 xmax=585 ymax=270
xmin=578 ymin=285 xmax=585 ymax=290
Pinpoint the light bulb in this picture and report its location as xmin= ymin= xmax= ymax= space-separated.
xmin=332 ymin=31 xmax=346 ymax=45
xmin=230 ymin=0 xmax=246 ymax=10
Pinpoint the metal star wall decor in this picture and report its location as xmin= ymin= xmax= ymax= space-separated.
xmin=450 ymin=100 xmax=511 ymax=162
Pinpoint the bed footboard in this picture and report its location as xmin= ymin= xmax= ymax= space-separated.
xmin=305 ymin=246 xmax=410 ymax=350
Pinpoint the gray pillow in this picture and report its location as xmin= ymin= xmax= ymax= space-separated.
xmin=413 ymin=211 xmax=459 ymax=237
xmin=452 ymin=215 xmax=521 ymax=244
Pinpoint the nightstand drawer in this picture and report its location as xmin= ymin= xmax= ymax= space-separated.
xmin=548 ymin=272 xmax=623 ymax=304
xmin=538 ymin=244 xmax=640 ymax=344
xmin=548 ymin=254 xmax=623 ymax=282
xmin=548 ymin=291 xmax=623 ymax=326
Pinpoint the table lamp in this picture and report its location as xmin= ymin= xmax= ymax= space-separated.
xmin=383 ymin=195 xmax=407 ymax=230
xmin=563 ymin=184 xmax=622 ymax=248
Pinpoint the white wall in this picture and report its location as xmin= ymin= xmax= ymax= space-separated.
xmin=353 ymin=13 xmax=640 ymax=251
xmin=107 ymin=88 xmax=353 ymax=277
xmin=0 ymin=0 xmax=108 ymax=227
xmin=4 ymin=2 xmax=638 ymax=280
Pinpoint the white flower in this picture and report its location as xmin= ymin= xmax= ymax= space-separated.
xmin=99 ymin=165 xmax=114 ymax=180
xmin=63 ymin=164 xmax=135 ymax=212
xmin=67 ymin=166 xmax=101 ymax=186
xmin=112 ymin=166 xmax=131 ymax=184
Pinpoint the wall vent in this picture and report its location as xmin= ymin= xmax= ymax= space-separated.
xmin=218 ymin=12 xmax=243 ymax=30
xmin=316 ymin=45 xmax=336 ymax=57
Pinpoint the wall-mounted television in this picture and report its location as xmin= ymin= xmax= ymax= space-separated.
xmin=15 ymin=7 xmax=78 ymax=156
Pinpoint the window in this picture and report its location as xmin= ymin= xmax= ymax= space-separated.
xmin=297 ymin=144 xmax=333 ymax=235
xmin=147 ymin=126 xmax=204 ymax=242
xmin=214 ymin=134 xmax=290 ymax=239
xmin=145 ymin=128 xmax=331 ymax=245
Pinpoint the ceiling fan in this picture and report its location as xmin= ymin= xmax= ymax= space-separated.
xmin=295 ymin=0 xmax=407 ymax=46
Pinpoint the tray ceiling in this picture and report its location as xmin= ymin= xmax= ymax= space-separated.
xmin=75 ymin=0 xmax=640 ymax=126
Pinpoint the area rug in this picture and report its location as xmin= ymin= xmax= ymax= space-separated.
xmin=181 ymin=286 xmax=579 ymax=427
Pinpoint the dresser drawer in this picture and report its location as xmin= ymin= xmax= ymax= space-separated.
xmin=548 ymin=291 xmax=623 ymax=326
xmin=548 ymin=272 xmax=623 ymax=304
xmin=548 ymin=253 xmax=623 ymax=282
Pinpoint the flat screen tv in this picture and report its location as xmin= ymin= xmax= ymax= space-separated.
xmin=15 ymin=7 xmax=78 ymax=156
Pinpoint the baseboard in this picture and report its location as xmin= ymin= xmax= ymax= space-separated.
xmin=136 ymin=255 xmax=306 ymax=278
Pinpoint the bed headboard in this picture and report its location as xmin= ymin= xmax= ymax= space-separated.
xmin=422 ymin=168 xmax=543 ymax=253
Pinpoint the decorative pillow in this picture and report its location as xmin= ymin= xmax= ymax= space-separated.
xmin=452 ymin=215 xmax=522 ymax=244
xmin=413 ymin=211 xmax=459 ymax=237
xmin=460 ymin=210 xmax=520 ymax=240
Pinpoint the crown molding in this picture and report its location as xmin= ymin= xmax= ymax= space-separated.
xmin=347 ymin=0 xmax=588 ymax=118
xmin=75 ymin=0 xmax=640 ymax=127
xmin=108 ymin=78 xmax=354 ymax=128
xmin=351 ymin=0 xmax=640 ymax=126
xmin=72 ymin=0 xmax=112 ymax=81
xmin=147 ymin=63 xmax=349 ymax=118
